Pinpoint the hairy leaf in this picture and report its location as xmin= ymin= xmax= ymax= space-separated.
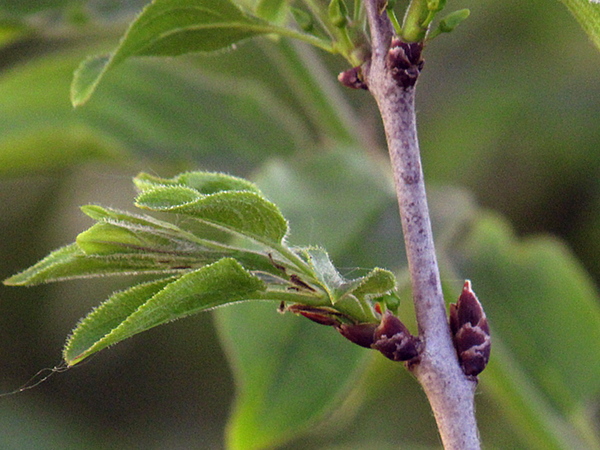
xmin=2 ymin=243 xmax=201 ymax=285
xmin=342 ymin=267 xmax=398 ymax=302
xmin=64 ymin=258 xmax=266 ymax=365
xmin=135 ymin=186 xmax=289 ymax=245
xmin=76 ymin=222 xmax=201 ymax=255
xmin=134 ymin=171 xmax=262 ymax=196
xmin=71 ymin=0 xmax=276 ymax=106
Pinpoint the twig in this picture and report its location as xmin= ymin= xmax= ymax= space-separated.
xmin=362 ymin=1 xmax=481 ymax=448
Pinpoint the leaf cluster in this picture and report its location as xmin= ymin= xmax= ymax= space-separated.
xmin=5 ymin=171 xmax=397 ymax=366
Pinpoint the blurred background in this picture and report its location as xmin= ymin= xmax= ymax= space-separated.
xmin=1 ymin=0 xmax=599 ymax=448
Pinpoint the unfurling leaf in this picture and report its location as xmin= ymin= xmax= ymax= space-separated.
xmin=135 ymin=187 xmax=289 ymax=245
xmin=134 ymin=171 xmax=263 ymax=196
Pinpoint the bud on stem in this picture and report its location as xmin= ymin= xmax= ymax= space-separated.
xmin=449 ymin=280 xmax=491 ymax=377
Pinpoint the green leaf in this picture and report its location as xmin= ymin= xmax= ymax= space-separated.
xmin=216 ymin=150 xmax=399 ymax=449
xmin=343 ymin=267 xmax=398 ymax=302
xmin=301 ymin=247 xmax=346 ymax=298
xmin=253 ymin=150 xmax=395 ymax=257
xmin=455 ymin=213 xmax=600 ymax=447
xmin=64 ymin=258 xmax=266 ymax=365
xmin=255 ymin=0 xmax=289 ymax=23
xmin=70 ymin=54 xmax=111 ymax=108
xmin=134 ymin=171 xmax=262 ymax=196
xmin=80 ymin=205 xmax=182 ymax=233
xmin=76 ymin=222 xmax=199 ymax=256
xmin=135 ymin=186 xmax=289 ymax=245
xmin=559 ymin=0 xmax=600 ymax=53
xmin=1 ymin=46 xmax=316 ymax=175
xmin=64 ymin=277 xmax=176 ymax=365
xmin=2 ymin=243 xmax=201 ymax=285
xmin=70 ymin=0 xmax=275 ymax=106
xmin=78 ymin=204 xmax=283 ymax=274
xmin=216 ymin=301 xmax=373 ymax=450
xmin=298 ymin=247 xmax=382 ymax=322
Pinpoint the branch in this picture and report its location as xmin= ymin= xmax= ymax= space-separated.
xmin=362 ymin=1 xmax=481 ymax=448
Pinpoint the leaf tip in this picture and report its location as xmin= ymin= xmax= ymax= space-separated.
xmin=70 ymin=54 xmax=112 ymax=107
xmin=3 ymin=275 xmax=22 ymax=286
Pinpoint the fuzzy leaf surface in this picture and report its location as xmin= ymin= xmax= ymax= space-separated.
xmin=64 ymin=258 xmax=266 ymax=365
xmin=2 ymin=244 xmax=198 ymax=285
xmin=134 ymin=171 xmax=262 ymax=196
xmin=135 ymin=186 xmax=288 ymax=244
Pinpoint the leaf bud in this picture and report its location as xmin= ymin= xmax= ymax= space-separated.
xmin=379 ymin=291 xmax=401 ymax=314
xmin=426 ymin=0 xmax=446 ymax=12
xmin=337 ymin=322 xmax=378 ymax=348
xmin=337 ymin=66 xmax=368 ymax=90
xmin=449 ymin=280 xmax=491 ymax=377
xmin=387 ymin=39 xmax=424 ymax=88
xmin=438 ymin=9 xmax=470 ymax=33
xmin=371 ymin=311 xmax=420 ymax=361
xmin=328 ymin=0 xmax=349 ymax=28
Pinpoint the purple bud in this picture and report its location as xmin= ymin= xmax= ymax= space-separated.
xmin=387 ymin=39 xmax=424 ymax=89
xmin=338 ymin=66 xmax=368 ymax=90
xmin=371 ymin=311 xmax=420 ymax=361
xmin=449 ymin=281 xmax=491 ymax=377
xmin=337 ymin=323 xmax=378 ymax=348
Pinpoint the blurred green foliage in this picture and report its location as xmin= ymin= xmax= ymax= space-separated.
xmin=1 ymin=0 xmax=599 ymax=448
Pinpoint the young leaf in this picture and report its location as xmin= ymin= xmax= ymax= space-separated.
xmin=64 ymin=258 xmax=266 ymax=365
xmin=134 ymin=171 xmax=262 ymax=196
xmin=135 ymin=186 xmax=289 ymax=245
xmin=64 ymin=277 xmax=177 ymax=365
xmin=341 ymin=267 xmax=398 ymax=302
xmin=71 ymin=0 xmax=278 ymax=106
xmin=2 ymin=243 xmax=201 ymax=285
xmin=75 ymin=222 xmax=200 ymax=255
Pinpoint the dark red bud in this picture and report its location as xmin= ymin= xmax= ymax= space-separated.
xmin=449 ymin=281 xmax=491 ymax=377
xmin=337 ymin=323 xmax=378 ymax=348
xmin=387 ymin=39 xmax=424 ymax=89
xmin=371 ymin=311 xmax=420 ymax=361
xmin=338 ymin=66 xmax=368 ymax=90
